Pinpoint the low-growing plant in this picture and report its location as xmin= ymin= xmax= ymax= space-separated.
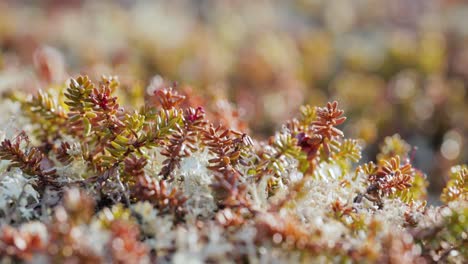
xmin=0 ymin=75 xmax=466 ymax=263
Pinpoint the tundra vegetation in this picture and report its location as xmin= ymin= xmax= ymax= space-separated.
xmin=0 ymin=74 xmax=466 ymax=263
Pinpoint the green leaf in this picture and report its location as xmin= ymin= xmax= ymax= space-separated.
xmin=83 ymin=117 xmax=91 ymax=136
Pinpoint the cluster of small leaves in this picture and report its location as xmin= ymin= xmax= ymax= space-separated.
xmin=372 ymin=156 xmax=414 ymax=196
xmin=380 ymin=135 xmax=428 ymax=202
xmin=258 ymin=132 xmax=303 ymax=179
xmin=285 ymin=104 xmax=316 ymax=135
xmin=441 ymin=165 xmax=467 ymax=203
xmin=122 ymin=154 xmax=147 ymax=187
xmin=150 ymin=84 xmax=256 ymax=214
xmin=203 ymin=125 xmax=252 ymax=174
xmin=354 ymin=156 xmax=415 ymax=208
xmin=312 ymin=101 xmax=347 ymax=156
xmin=55 ymin=142 xmax=73 ymax=165
xmin=395 ymin=169 xmax=429 ymax=203
xmin=333 ymin=139 xmax=362 ymax=163
xmin=154 ymin=87 xmax=185 ymax=110
xmin=259 ymin=101 xmax=348 ymax=193
xmin=0 ymin=133 xmax=57 ymax=188
xmin=53 ymin=76 xmax=183 ymax=174
xmin=294 ymin=101 xmax=347 ymax=168
xmin=330 ymin=199 xmax=354 ymax=219
xmin=20 ymin=90 xmax=67 ymax=145
xmin=354 ymin=134 xmax=429 ymax=206
xmin=202 ymin=124 xmax=253 ymax=210
xmin=65 ymin=76 xmax=131 ymax=169
xmin=160 ymin=107 xmax=207 ymax=179
xmin=33 ymin=76 xmax=184 ymax=173
xmin=3 ymin=75 xmax=193 ymax=218
xmin=64 ymin=75 xmax=100 ymax=137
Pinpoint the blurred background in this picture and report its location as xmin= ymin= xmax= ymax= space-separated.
xmin=0 ymin=0 xmax=467 ymax=201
